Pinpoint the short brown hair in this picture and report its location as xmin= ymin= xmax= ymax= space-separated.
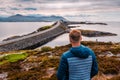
xmin=69 ymin=29 xmax=81 ymax=42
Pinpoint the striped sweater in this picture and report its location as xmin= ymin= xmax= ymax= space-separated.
xmin=57 ymin=44 xmax=98 ymax=80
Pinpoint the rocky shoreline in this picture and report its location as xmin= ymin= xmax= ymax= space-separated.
xmin=64 ymin=21 xmax=108 ymax=25
xmin=80 ymin=29 xmax=117 ymax=37
xmin=0 ymin=41 xmax=120 ymax=80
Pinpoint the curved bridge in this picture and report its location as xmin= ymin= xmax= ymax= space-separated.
xmin=0 ymin=21 xmax=68 ymax=52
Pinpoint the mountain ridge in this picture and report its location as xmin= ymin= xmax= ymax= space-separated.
xmin=0 ymin=14 xmax=67 ymax=22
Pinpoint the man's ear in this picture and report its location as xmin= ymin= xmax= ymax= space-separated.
xmin=69 ymin=37 xmax=73 ymax=43
xmin=80 ymin=36 xmax=82 ymax=41
xmin=69 ymin=38 xmax=72 ymax=43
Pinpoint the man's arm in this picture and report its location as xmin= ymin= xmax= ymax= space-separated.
xmin=90 ymin=51 xmax=98 ymax=78
xmin=57 ymin=54 xmax=68 ymax=80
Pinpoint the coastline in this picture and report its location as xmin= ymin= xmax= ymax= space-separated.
xmin=0 ymin=41 xmax=120 ymax=80
xmin=2 ymin=21 xmax=109 ymax=41
xmin=0 ymin=21 xmax=118 ymax=52
xmin=0 ymin=21 xmax=66 ymax=52
xmin=79 ymin=29 xmax=117 ymax=37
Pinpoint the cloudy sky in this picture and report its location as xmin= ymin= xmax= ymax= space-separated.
xmin=0 ymin=0 xmax=120 ymax=16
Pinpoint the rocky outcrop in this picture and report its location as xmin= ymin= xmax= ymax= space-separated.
xmin=64 ymin=21 xmax=107 ymax=25
xmin=80 ymin=29 xmax=117 ymax=37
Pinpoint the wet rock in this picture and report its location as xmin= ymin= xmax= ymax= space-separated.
xmin=99 ymin=51 xmax=114 ymax=57
xmin=92 ymin=73 xmax=107 ymax=80
xmin=42 ymin=67 xmax=56 ymax=78
xmin=20 ymin=62 xmax=42 ymax=71
xmin=0 ymin=72 xmax=8 ymax=80
xmin=115 ymin=54 xmax=120 ymax=61
xmin=115 ymin=58 xmax=120 ymax=61
xmin=98 ymin=54 xmax=105 ymax=57
xmin=116 ymin=54 xmax=120 ymax=57
xmin=105 ymin=51 xmax=114 ymax=57
xmin=40 ymin=52 xmax=53 ymax=56
xmin=48 ymin=55 xmax=53 ymax=58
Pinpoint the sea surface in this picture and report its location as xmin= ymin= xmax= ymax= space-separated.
xmin=0 ymin=21 xmax=120 ymax=48
xmin=0 ymin=22 xmax=53 ymax=41
xmin=43 ymin=21 xmax=120 ymax=47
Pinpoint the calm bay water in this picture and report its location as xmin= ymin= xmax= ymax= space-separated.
xmin=0 ymin=21 xmax=120 ymax=48
xmin=43 ymin=22 xmax=120 ymax=47
xmin=0 ymin=22 xmax=53 ymax=41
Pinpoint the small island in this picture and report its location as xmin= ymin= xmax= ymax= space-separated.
xmin=80 ymin=29 xmax=117 ymax=37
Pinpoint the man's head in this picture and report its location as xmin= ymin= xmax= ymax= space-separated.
xmin=69 ymin=29 xmax=82 ymax=44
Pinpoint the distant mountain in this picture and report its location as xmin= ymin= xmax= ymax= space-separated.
xmin=0 ymin=14 xmax=67 ymax=22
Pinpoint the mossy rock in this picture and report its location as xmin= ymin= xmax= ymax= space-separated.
xmin=41 ymin=46 xmax=53 ymax=52
xmin=0 ymin=53 xmax=28 ymax=65
xmin=37 ymin=25 xmax=52 ymax=32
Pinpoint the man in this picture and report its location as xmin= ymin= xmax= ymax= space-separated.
xmin=57 ymin=29 xmax=98 ymax=80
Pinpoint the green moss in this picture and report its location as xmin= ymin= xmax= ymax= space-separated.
xmin=5 ymin=53 xmax=28 ymax=62
xmin=41 ymin=46 xmax=53 ymax=52
xmin=0 ymin=60 xmax=8 ymax=65
xmin=37 ymin=25 xmax=52 ymax=32
xmin=0 ymin=53 xmax=28 ymax=65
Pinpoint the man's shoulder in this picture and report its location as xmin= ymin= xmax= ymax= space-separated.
xmin=63 ymin=51 xmax=71 ymax=56
xmin=81 ymin=44 xmax=95 ymax=57
xmin=82 ymin=44 xmax=94 ymax=52
xmin=62 ymin=50 xmax=73 ymax=58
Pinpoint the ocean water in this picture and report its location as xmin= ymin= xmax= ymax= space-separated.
xmin=43 ymin=21 xmax=120 ymax=47
xmin=0 ymin=21 xmax=119 ymax=48
xmin=0 ymin=22 xmax=53 ymax=41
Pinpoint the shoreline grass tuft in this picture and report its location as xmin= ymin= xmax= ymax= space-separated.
xmin=0 ymin=53 xmax=28 ymax=65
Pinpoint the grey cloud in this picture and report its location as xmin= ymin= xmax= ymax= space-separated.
xmin=93 ymin=0 xmax=120 ymax=7
xmin=11 ymin=8 xmax=20 ymax=10
xmin=15 ymin=0 xmax=120 ymax=9
xmin=0 ymin=8 xmax=5 ymax=11
xmin=17 ymin=0 xmax=86 ymax=3
xmin=0 ymin=0 xmax=120 ymax=16
xmin=17 ymin=0 xmax=38 ymax=3
xmin=40 ymin=0 xmax=80 ymax=3
xmin=18 ymin=0 xmax=33 ymax=2
xmin=18 ymin=4 xmax=22 ymax=7
xmin=24 ymin=8 xmax=37 ymax=10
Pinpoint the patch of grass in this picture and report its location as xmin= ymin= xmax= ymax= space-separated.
xmin=0 ymin=62 xmax=22 ymax=74
xmin=6 ymin=55 xmax=59 ymax=80
xmin=37 ymin=25 xmax=52 ymax=32
xmin=97 ymin=56 xmax=120 ymax=74
xmin=41 ymin=46 xmax=53 ymax=52
xmin=0 ymin=60 xmax=8 ymax=65
xmin=4 ymin=53 xmax=28 ymax=62
xmin=8 ymin=71 xmax=42 ymax=80
xmin=0 ymin=53 xmax=28 ymax=65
